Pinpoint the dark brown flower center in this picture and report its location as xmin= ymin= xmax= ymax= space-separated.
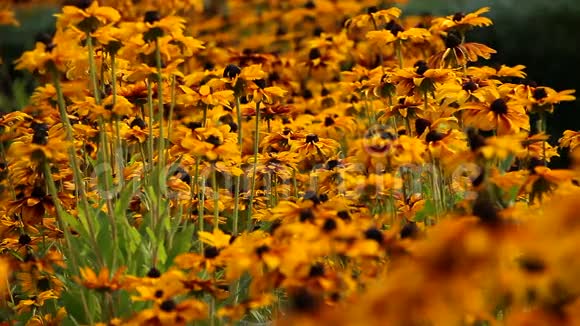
xmin=309 ymin=48 xmax=321 ymax=60
xmin=462 ymin=81 xmax=479 ymax=92
xmin=386 ymin=20 xmax=404 ymax=36
xmin=490 ymin=98 xmax=508 ymax=115
xmin=322 ymin=218 xmax=337 ymax=232
xmin=533 ymin=87 xmax=548 ymax=100
xmin=146 ymin=267 xmax=161 ymax=278
xmin=205 ymin=135 xmax=222 ymax=147
xmin=426 ymin=130 xmax=445 ymax=143
xmin=144 ymin=11 xmax=161 ymax=23
xmin=415 ymin=118 xmax=431 ymax=136
xmin=19 ymin=234 xmax=32 ymax=245
xmin=364 ymin=227 xmax=383 ymax=243
xmin=255 ymin=245 xmax=271 ymax=257
xmin=452 ymin=12 xmax=465 ymax=22
xmin=414 ymin=60 xmax=429 ymax=75
xmin=309 ymin=263 xmax=325 ymax=277
xmin=203 ymin=246 xmax=220 ymax=259
xmin=305 ymin=134 xmax=319 ymax=144
xmin=223 ymin=64 xmax=241 ymax=79
xmin=300 ymin=208 xmax=315 ymax=222
xmin=444 ymin=31 xmax=462 ymax=49
xmin=324 ymin=116 xmax=335 ymax=126
xmin=160 ymin=299 xmax=176 ymax=312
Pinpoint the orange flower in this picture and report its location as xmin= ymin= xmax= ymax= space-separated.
xmin=461 ymin=86 xmax=529 ymax=135
xmin=56 ymin=1 xmax=120 ymax=30
xmin=0 ymin=8 xmax=19 ymax=26
xmin=428 ymin=31 xmax=496 ymax=68
xmin=77 ymin=266 xmax=127 ymax=292
xmin=560 ymin=130 xmax=580 ymax=152
xmin=431 ymin=7 xmax=493 ymax=32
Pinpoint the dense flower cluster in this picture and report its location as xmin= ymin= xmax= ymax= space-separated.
xmin=1 ymin=0 xmax=579 ymax=325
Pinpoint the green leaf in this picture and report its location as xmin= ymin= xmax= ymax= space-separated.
xmin=157 ymin=238 xmax=168 ymax=267
xmin=167 ymin=223 xmax=195 ymax=262
xmin=414 ymin=199 xmax=435 ymax=223
xmin=145 ymin=227 xmax=157 ymax=244
xmin=127 ymin=227 xmax=142 ymax=255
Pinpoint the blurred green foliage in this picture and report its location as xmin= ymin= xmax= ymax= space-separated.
xmin=0 ymin=6 xmax=57 ymax=112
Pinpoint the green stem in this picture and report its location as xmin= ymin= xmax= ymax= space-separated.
xmin=232 ymin=97 xmax=242 ymax=236
xmin=146 ymin=81 xmax=155 ymax=170
xmin=146 ymin=80 xmax=159 ymax=266
xmin=87 ymin=36 xmax=101 ymax=104
xmin=395 ymin=39 xmax=404 ymax=68
xmin=212 ymin=165 xmax=219 ymax=230
xmin=167 ymin=75 xmax=176 ymax=157
xmin=42 ymin=161 xmax=94 ymax=325
xmin=199 ymin=175 xmax=206 ymax=253
xmin=247 ymin=101 xmax=261 ymax=230
xmin=537 ymin=109 xmax=548 ymax=165
xmin=154 ymin=39 xmax=166 ymax=172
xmin=51 ymin=67 xmax=103 ymax=268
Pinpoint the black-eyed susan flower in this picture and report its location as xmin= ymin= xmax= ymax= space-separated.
xmin=430 ymin=7 xmax=493 ymax=34
xmin=428 ymin=30 xmax=496 ymax=68
xmin=56 ymin=1 xmax=120 ymax=31
xmin=461 ymin=85 xmax=529 ymax=135
xmin=77 ymin=266 xmax=127 ymax=292
xmin=559 ymin=130 xmax=580 ymax=152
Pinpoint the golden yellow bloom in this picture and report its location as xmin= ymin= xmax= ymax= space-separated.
xmin=0 ymin=258 xmax=9 ymax=297
xmin=0 ymin=8 xmax=19 ymax=26
xmin=461 ymin=86 xmax=529 ymax=135
xmin=431 ymin=7 xmax=493 ymax=32
xmin=428 ymin=34 xmax=496 ymax=68
xmin=14 ymin=29 xmax=85 ymax=73
xmin=560 ymin=130 xmax=580 ymax=152
xmin=366 ymin=27 xmax=430 ymax=47
xmin=56 ymin=1 xmax=120 ymax=30
xmin=467 ymin=64 xmax=527 ymax=80
xmin=479 ymin=134 xmax=525 ymax=160
xmin=515 ymin=86 xmax=576 ymax=113
xmin=77 ymin=266 xmax=127 ymax=292
xmin=345 ymin=7 xmax=402 ymax=31
xmin=199 ymin=228 xmax=232 ymax=248
xmin=16 ymin=290 xmax=59 ymax=313
xmin=26 ymin=307 xmax=67 ymax=326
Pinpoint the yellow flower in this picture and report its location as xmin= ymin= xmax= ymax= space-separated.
xmin=479 ymin=134 xmax=525 ymax=160
xmin=366 ymin=27 xmax=431 ymax=47
xmin=16 ymin=290 xmax=59 ymax=313
xmin=14 ymin=29 xmax=85 ymax=73
xmin=461 ymin=86 xmax=529 ymax=135
xmin=467 ymin=64 xmax=527 ymax=80
xmin=560 ymin=130 xmax=580 ymax=152
xmin=0 ymin=8 xmax=19 ymax=26
xmin=391 ymin=65 xmax=454 ymax=99
xmin=431 ymin=7 xmax=493 ymax=32
xmin=26 ymin=307 xmax=67 ymax=326
xmin=127 ymin=298 xmax=208 ymax=325
xmin=56 ymin=1 xmax=121 ymax=30
xmin=515 ymin=86 xmax=576 ymax=113
xmin=199 ymin=228 xmax=232 ymax=248
xmin=428 ymin=32 xmax=496 ymax=68
xmin=102 ymin=95 xmax=135 ymax=117
xmin=239 ymin=64 xmax=268 ymax=81
xmin=77 ymin=266 xmax=127 ymax=292
xmin=0 ymin=258 xmax=9 ymax=297
xmin=345 ymin=7 xmax=402 ymax=31
xmin=198 ymin=83 xmax=235 ymax=107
